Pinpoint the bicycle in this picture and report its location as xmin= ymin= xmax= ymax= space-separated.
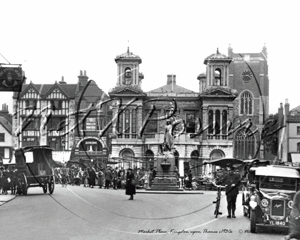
xmin=212 ymin=183 xmax=225 ymax=218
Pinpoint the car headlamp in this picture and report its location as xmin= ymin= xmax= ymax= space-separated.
xmin=288 ymin=200 xmax=293 ymax=209
xmin=261 ymin=199 xmax=269 ymax=208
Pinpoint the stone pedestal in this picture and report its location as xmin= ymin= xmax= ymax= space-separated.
xmin=147 ymin=152 xmax=183 ymax=191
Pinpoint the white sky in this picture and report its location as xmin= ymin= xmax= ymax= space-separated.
xmin=0 ymin=0 xmax=299 ymax=115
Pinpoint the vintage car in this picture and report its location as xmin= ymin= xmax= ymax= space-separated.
xmin=242 ymin=165 xmax=300 ymax=233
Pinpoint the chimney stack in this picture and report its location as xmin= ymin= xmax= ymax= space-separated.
xmin=78 ymin=70 xmax=88 ymax=88
xmin=285 ymin=99 xmax=290 ymax=117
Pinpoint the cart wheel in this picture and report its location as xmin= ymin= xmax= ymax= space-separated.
xmin=21 ymin=173 xmax=28 ymax=196
xmin=43 ymin=184 xmax=47 ymax=194
xmin=48 ymin=176 xmax=55 ymax=194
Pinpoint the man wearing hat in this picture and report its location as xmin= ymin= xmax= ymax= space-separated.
xmin=216 ymin=166 xmax=240 ymax=218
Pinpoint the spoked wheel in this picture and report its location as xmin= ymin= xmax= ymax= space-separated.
xmin=48 ymin=176 xmax=55 ymax=194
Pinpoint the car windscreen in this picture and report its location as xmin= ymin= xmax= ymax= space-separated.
xmin=259 ymin=177 xmax=297 ymax=191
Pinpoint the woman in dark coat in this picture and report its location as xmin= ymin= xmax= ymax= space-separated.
xmin=125 ymin=168 xmax=136 ymax=200
xmin=89 ymin=168 xmax=96 ymax=188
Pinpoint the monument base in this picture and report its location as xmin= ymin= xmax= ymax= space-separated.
xmin=147 ymin=153 xmax=183 ymax=191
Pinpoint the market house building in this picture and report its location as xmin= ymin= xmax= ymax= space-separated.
xmin=109 ymin=45 xmax=269 ymax=176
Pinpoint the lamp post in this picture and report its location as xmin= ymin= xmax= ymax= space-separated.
xmin=61 ymin=137 xmax=65 ymax=164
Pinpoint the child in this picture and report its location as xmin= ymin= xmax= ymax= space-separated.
xmin=285 ymin=191 xmax=300 ymax=240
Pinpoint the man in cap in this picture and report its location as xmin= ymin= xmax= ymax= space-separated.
xmin=216 ymin=166 xmax=240 ymax=218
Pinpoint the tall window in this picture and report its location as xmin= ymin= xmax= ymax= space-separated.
xmin=222 ymin=110 xmax=227 ymax=137
xmin=208 ymin=110 xmax=213 ymax=135
xmin=0 ymin=133 xmax=4 ymax=142
xmin=145 ymin=113 xmax=158 ymax=138
xmin=125 ymin=109 xmax=130 ymax=138
xmin=132 ymin=109 xmax=137 ymax=138
xmin=215 ymin=110 xmax=220 ymax=138
xmin=186 ymin=114 xmax=195 ymax=133
xmin=297 ymin=127 xmax=300 ymax=135
xmin=240 ymin=91 xmax=253 ymax=115
xmin=234 ymin=128 xmax=255 ymax=160
xmin=117 ymin=111 xmax=123 ymax=138
xmin=214 ymin=68 xmax=222 ymax=86
xmin=297 ymin=142 xmax=300 ymax=153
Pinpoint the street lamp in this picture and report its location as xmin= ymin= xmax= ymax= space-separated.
xmin=61 ymin=137 xmax=65 ymax=164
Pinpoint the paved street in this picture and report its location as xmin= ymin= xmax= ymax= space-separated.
xmin=0 ymin=185 xmax=287 ymax=240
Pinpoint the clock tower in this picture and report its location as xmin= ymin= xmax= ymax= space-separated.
xmin=114 ymin=47 xmax=143 ymax=88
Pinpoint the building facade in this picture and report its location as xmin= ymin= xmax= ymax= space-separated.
xmin=109 ymin=45 xmax=269 ymax=176
xmin=278 ymin=100 xmax=300 ymax=164
xmin=0 ymin=104 xmax=13 ymax=165
xmin=12 ymin=72 xmax=110 ymax=165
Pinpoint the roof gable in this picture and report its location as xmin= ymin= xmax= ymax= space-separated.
xmin=200 ymin=87 xmax=238 ymax=98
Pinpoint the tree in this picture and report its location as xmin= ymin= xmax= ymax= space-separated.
xmin=262 ymin=114 xmax=279 ymax=157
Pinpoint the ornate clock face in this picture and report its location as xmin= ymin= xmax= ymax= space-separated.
xmin=241 ymin=69 xmax=252 ymax=81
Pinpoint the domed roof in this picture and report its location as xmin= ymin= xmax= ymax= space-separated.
xmin=115 ymin=47 xmax=142 ymax=63
xmin=204 ymin=48 xmax=232 ymax=64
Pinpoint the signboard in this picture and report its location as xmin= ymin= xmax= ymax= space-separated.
xmin=0 ymin=67 xmax=23 ymax=92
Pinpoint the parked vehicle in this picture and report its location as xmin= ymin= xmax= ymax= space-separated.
xmin=242 ymin=165 xmax=300 ymax=233
xmin=15 ymin=145 xmax=56 ymax=195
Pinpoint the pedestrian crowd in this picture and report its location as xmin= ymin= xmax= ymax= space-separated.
xmin=54 ymin=165 xmax=157 ymax=191
xmin=0 ymin=165 xmax=18 ymax=195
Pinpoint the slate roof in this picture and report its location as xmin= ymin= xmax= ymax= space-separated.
xmin=115 ymin=47 xmax=142 ymax=63
xmin=13 ymin=82 xmax=77 ymax=99
xmin=0 ymin=116 xmax=12 ymax=135
xmin=147 ymin=81 xmax=195 ymax=94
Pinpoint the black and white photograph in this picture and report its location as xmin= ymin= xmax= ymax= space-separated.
xmin=0 ymin=1 xmax=300 ymax=240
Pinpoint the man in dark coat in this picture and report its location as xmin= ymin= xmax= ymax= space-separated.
xmin=285 ymin=191 xmax=300 ymax=240
xmin=125 ymin=168 xmax=136 ymax=200
xmin=216 ymin=167 xmax=240 ymax=218
xmin=105 ymin=167 xmax=113 ymax=189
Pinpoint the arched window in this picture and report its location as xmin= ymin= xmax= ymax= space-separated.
xmin=234 ymin=128 xmax=255 ymax=160
xmin=121 ymin=149 xmax=134 ymax=169
xmin=124 ymin=67 xmax=132 ymax=85
xmin=240 ymin=91 xmax=253 ymax=115
xmin=214 ymin=68 xmax=222 ymax=86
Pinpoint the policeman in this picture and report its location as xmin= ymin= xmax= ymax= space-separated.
xmin=216 ymin=166 xmax=240 ymax=218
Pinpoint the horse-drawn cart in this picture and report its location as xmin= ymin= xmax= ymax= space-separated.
xmin=15 ymin=145 xmax=56 ymax=195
